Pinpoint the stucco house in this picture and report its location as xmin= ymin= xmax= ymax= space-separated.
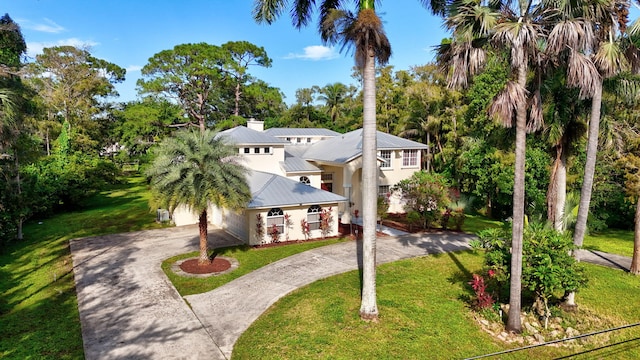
xmin=172 ymin=119 xmax=427 ymax=245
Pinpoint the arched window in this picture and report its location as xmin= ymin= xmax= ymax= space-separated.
xmin=307 ymin=205 xmax=322 ymax=231
xmin=267 ymin=208 xmax=284 ymax=234
xmin=299 ymin=176 xmax=310 ymax=185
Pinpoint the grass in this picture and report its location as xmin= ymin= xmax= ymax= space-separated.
xmin=583 ymin=229 xmax=636 ymax=257
xmin=234 ymin=251 xmax=640 ymax=360
xmin=0 ymin=176 xmax=167 ymax=359
xmin=462 ymin=214 xmax=505 ymax=234
xmin=163 ymin=238 xmax=347 ymax=296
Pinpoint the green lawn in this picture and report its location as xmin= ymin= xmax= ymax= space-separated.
xmin=0 ymin=177 xmax=167 ymax=359
xmin=583 ymin=229 xmax=636 ymax=257
xmin=163 ymin=238 xmax=347 ymax=296
xmin=234 ymin=252 xmax=640 ymax=360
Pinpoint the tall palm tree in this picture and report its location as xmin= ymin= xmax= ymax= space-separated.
xmin=439 ymin=0 xmax=548 ymax=332
xmin=253 ymin=0 xmax=441 ymax=321
xmin=147 ymin=129 xmax=251 ymax=265
xmin=572 ymin=1 xmax=637 ymax=247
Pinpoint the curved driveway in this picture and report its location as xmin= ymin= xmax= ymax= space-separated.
xmin=70 ymin=226 xmax=628 ymax=359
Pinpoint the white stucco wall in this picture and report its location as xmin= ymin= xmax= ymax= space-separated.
xmin=247 ymin=204 xmax=341 ymax=246
xmin=238 ymin=146 xmax=286 ymax=176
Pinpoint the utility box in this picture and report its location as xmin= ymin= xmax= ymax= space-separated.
xmin=156 ymin=209 xmax=170 ymax=223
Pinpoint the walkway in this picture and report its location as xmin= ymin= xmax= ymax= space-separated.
xmin=70 ymin=227 xmax=632 ymax=360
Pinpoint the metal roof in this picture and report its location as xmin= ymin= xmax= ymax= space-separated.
xmin=280 ymin=156 xmax=322 ymax=174
xmin=263 ymin=128 xmax=340 ymax=137
xmin=301 ymin=128 xmax=427 ymax=164
xmin=247 ymin=171 xmax=346 ymax=209
xmin=217 ymin=126 xmax=289 ymax=146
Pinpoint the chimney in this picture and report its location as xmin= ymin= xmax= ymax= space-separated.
xmin=247 ymin=118 xmax=264 ymax=132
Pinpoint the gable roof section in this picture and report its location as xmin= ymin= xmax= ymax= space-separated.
xmin=264 ymin=128 xmax=340 ymax=137
xmin=301 ymin=129 xmax=428 ymax=164
xmin=247 ymin=171 xmax=346 ymax=209
xmin=217 ymin=126 xmax=289 ymax=146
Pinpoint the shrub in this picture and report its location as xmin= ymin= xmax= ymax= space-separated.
xmin=392 ymin=171 xmax=450 ymax=229
xmin=475 ymin=223 xmax=588 ymax=327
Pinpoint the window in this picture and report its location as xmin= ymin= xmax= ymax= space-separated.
xmin=296 ymin=137 xmax=302 ymax=143
xmin=306 ymin=138 xmax=311 ymax=143
xmin=254 ymin=147 xmax=260 ymax=154
xmin=264 ymin=147 xmax=270 ymax=154
xmin=379 ymin=150 xmax=392 ymax=169
xmin=321 ymin=173 xmax=333 ymax=192
xmin=307 ymin=205 xmax=321 ymax=230
xmin=267 ymin=208 xmax=284 ymax=234
xmin=403 ymin=149 xmax=418 ymax=167
xmin=379 ymin=185 xmax=390 ymax=199
xmin=286 ymin=137 xmax=291 ymax=141
xmin=244 ymin=148 xmax=250 ymax=154
xmin=299 ymin=176 xmax=310 ymax=185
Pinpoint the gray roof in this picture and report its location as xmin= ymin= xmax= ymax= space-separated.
xmin=264 ymin=128 xmax=340 ymax=137
xmin=217 ymin=126 xmax=289 ymax=146
xmin=280 ymin=156 xmax=321 ymax=174
xmin=247 ymin=171 xmax=346 ymax=209
xmin=301 ymin=128 xmax=428 ymax=164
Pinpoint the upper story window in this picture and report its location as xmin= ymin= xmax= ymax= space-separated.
xmin=243 ymin=148 xmax=250 ymax=154
xmin=264 ymin=147 xmax=270 ymax=154
xmin=306 ymin=138 xmax=311 ymax=143
xmin=402 ymin=149 xmax=418 ymax=167
xmin=379 ymin=150 xmax=392 ymax=169
xmin=296 ymin=137 xmax=302 ymax=143
xmin=254 ymin=147 xmax=260 ymax=154
xmin=299 ymin=176 xmax=310 ymax=185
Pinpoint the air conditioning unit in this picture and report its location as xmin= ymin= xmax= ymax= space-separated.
xmin=156 ymin=209 xmax=170 ymax=223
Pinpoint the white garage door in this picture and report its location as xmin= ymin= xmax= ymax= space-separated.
xmin=225 ymin=210 xmax=248 ymax=242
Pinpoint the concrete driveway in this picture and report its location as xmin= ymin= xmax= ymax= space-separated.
xmin=71 ymin=227 xmax=630 ymax=359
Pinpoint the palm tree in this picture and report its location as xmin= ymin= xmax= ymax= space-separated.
xmin=317 ymin=82 xmax=348 ymax=123
xmin=253 ymin=0 xmax=441 ymax=321
xmin=147 ymin=129 xmax=251 ymax=265
xmin=439 ymin=0 xmax=549 ymax=332
xmin=572 ymin=2 xmax=638 ymax=245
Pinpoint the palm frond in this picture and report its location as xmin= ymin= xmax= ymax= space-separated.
xmin=528 ymin=88 xmax=544 ymax=133
xmin=252 ymin=0 xmax=288 ymax=25
xmin=547 ymin=20 xmax=594 ymax=55
xmin=291 ymin=0 xmax=315 ymax=28
xmin=489 ymin=80 xmax=528 ymax=128
xmin=567 ymin=49 xmax=600 ymax=99
xmin=594 ymin=40 xmax=629 ymax=78
xmin=344 ymin=8 xmax=391 ymax=67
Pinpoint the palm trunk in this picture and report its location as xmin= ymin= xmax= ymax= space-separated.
xmin=234 ymin=81 xmax=241 ymax=117
xmin=567 ymin=79 xmax=602 ymax=305
xmin=506 ymin=63 xmax=527 ymax=334
xmin=547 ymin=144 xmax=567 ymax=231
xmin=198 ymin=210 xmax=209 ymax=265
xmin=574 ymin=80 xmax=602 ymax=246
xmin=631 ymin=196 xmax=640 ymax=275
xmin=359 ymin=45 xmax=379 ymax=321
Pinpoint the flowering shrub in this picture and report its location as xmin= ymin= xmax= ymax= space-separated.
xmin=283 ymin=213 xmax=293 ymax=241
xmin=319 ymin=207 xmax=333 ymax=239
xmin=300 ymin=219 xmax=310 ymax=240
xmin=255 ymin=214 xmax=265 ymax=243
xmin=268 ymin=223 xmax=280 ymax=243
xmin=392 ymin=171 xmax=450 ymax=229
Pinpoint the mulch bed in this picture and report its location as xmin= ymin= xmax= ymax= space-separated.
xmin=179 ymin=257 xmax=231 ymax=274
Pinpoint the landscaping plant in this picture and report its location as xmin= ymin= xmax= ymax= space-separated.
xmin=473 ymin=223 xmax=587 ymax=328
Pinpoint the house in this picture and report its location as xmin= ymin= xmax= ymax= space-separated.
xmin=172 ymin=119 xmax=427 ymax=245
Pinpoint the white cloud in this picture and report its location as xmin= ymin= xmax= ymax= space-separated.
xmin=126 ymin=65 xmax=142 ymax=72
xmin=20 ymin=18 xmax=66 ymax=33
xmin=285 ymin=45 xmax=339 ymax=61
xmin=27 ymin=38 xmax=100 ymax=58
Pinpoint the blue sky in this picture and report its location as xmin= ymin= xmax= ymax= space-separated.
xmin=4 ymin=0 xmax=450 ymax=105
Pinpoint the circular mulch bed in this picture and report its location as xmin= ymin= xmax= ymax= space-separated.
xmin=171 ymin=256 xmax=239 ymax=278
xmin=180 ymin=257 xmax=231 ymax=274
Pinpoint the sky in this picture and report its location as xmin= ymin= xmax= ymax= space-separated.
xmin=3 ymin=0 xmax=450 ymax=105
